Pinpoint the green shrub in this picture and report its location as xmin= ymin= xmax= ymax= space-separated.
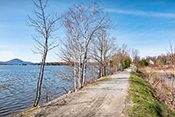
xmin=139 ymin=58 xmax=148 ymax=66
xmin=122 ymin=56 xmax=131 ymax=69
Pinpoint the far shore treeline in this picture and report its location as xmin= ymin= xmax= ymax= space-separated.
xmin=0 ymin=58 xmax=97 ymax=66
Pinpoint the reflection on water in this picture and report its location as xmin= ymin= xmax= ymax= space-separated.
xmin=0 ymin=65 xmax=74 ymax=116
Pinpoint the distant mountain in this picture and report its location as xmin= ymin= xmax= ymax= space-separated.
xmin=0 ymin=58 xmax=33 ymax=65
xmin=0 ymin=61 xmax=5 ymax=65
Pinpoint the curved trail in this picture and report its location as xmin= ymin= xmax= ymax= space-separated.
xmin=21 ymin=70 xmax=130 ymax=117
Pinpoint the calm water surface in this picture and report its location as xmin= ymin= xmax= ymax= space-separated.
xmin=0 ymin=65 xmax=75 ymax=116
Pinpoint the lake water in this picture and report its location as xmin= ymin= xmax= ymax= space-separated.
xmin=0 ymin=65 xmax=77 ymax=117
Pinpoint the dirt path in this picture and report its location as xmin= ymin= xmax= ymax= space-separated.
xmin=20 ymin=70 xmax=131 ymax=117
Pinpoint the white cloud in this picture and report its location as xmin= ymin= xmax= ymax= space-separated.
xmin=106 ymin=8 xmax=175 ymax=18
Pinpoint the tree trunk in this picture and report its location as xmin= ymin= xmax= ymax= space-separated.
xmin=78 ymin=56 xmax=82 ymax=89
xmin=80 ymin=52 xmax=87 ymax=88
xmin=73 ymin=63 xmax=77 ymax=91
xmin=82 ymin=65 xmax=86 ymax=86
xmin=103 ymin=66 xmax=106 ymax=76
xmin=98 ymin=69 xmax=101 ymax=78
xmin=33 ymin=51 xmax=47 ymax=107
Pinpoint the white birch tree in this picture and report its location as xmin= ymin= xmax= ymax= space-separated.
xmin=62 ymin=4 xmax=109 ymax=88
xmin=28 ymin=0 xmax=59 ymax=107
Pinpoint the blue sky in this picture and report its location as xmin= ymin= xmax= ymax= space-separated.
xmin=0 ymin=0 xmax=175 ymax=62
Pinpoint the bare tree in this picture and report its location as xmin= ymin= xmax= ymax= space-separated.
xmin=91 ymin=30 xmax=116 ymax=77
xmin=131 ymin=49 xmax=139 ymax=64
xmin=62 ymin=4 xmax=109 ymax=89
xmin=131 ymin=49 xmax=139 ymax=70
xmin=119 ymin=44 xmax=130 ymax=63
xmin=112 ymin=44 xmax=129 ymax=71
xmin=60 ymin=37 xmax=82 ymax=90
xmin=28 ymin=0 xmax=59 ymax=107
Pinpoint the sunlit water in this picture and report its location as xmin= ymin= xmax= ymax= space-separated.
xmin=0 ymin=65 xmax=81 ymax=116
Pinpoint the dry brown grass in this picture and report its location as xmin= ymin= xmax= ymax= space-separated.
xmin=140 ymin=66 xmax=175 ymax=111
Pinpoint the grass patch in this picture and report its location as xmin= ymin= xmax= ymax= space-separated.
xmin=129 ymin=72 xmax=175 ymax=117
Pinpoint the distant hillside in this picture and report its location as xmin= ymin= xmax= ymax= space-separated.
xmin=0 ymin=58 xmax=33 ymax=65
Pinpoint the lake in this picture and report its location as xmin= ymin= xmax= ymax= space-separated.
xmin=0 ymin=65 xmax=79 ymax=116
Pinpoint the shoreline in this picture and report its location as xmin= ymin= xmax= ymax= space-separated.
xmin=15 ymin=74 xmax=112 ymax=117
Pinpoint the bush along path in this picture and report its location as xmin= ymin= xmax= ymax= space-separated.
xmin=128 ymin=72 xmax=175 ymax=117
